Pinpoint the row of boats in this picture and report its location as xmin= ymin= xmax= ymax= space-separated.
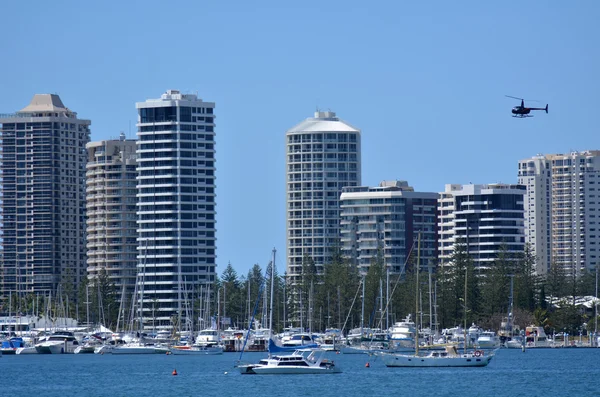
xmin=0 ymin=329 xmax=225 ymax=356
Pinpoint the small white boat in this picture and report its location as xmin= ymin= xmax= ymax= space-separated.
xmin=238 ymin=349 xmax=341 ymax=375
xmin=16 ymin=346 xmax=38 ymax=354
xmin=476 ymin=331 xmax=501 ymax=349
xmin=380 ymin=345 xmax=495 ymax=367
xmin=169 ymin=345 xmax=223 ymax=355
xmin=112 ymin=342 xmax=160 ymax=354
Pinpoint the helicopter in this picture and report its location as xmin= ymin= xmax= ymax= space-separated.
xmin=506 ymin=96 xmax=548 ymax=118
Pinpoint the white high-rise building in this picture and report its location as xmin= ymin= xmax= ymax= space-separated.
xmin=136 ymin=90 xmax=216 ymax=330
xmin=0 ymin=94 xmax=90 ymax=295
xmin=285 ymin=111 xmax=361 ymax=283
xmin=438 ymin=184 xmax=525 ymax=271
xmin=518 ymin=155 xmax=552 ymax=274
xmin=86 ymin=134 xmax=138 ymax=305
xmin=519 ymin=151 xmax=600 ymax=275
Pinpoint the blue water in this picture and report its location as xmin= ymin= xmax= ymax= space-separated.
xmin=2 ymin=348 xmax=599 ymax=397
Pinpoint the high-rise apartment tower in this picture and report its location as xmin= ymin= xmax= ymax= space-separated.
xmin=285 ymin=111 xmax=361 ymax=283
xmin=86 ymin=134 xmax=138 ymax=305
xmin=519 ymin=151 xmax=600 ymax=275
xmin=438 ymin=184 xmax=525 ymax=270
xmin=0 ymin=94 xmax=90 ymax=294
xmin=136 ymin=90 xmax=216 ymax=330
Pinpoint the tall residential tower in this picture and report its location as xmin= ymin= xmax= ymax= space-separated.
xmin=136 ymin=90 xmax=216 ymax=330
xmin=285 ymin=111 xmax=361 ymax=283
xmin=519 ymin=151 xmax=600 ymax=275
xmin=86 ymin=134 xmax=138 ymax=305
xmin=0 ymin=94 xmax=90 ymax=294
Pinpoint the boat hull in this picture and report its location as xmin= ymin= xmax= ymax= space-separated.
xmin=239 ymin=365 xmax=341 ymax=375
xmin=382 ymin=353 xmax=493 ymax=367
xmin=112 ymin=346 xmax=159 ymax=354
xmin=16 ymin=346 xmax=38 ymax=354
xmin=169 ymin=346 xmax=223 ymax=355
xmin=35 ymin=341 xmax=76 ymax=354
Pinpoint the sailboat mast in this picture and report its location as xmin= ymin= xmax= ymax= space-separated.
xmin=464 ymin=267 xmax=468 ymax=354
xmin=415 ymin=233 xmax=420 ymax=355
xmin=269 ymin=248 xmax=276 ymax=335
xmin=360 ymin=277 xmax=365 ymax=339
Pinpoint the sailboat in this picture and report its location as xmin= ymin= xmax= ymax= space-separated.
xmin=379 ymin=235 xmax=496 ymax=367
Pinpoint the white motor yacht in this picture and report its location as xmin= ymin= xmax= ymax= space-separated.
xmin=112 ymin=342 xmax=161 ymax=354
xmin=476 ymin=331 xmax=501 ymax=349
xmin=35 ymin=332 xmax=80 ymax=354
xmin=238 ymin=349 xmax=340 ymax=375
xmin=389 ymin=315 xmax=416 ymax=349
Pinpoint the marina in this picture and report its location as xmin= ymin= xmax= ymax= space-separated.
xmin=0 ymin=348 xmax=599 ymax=397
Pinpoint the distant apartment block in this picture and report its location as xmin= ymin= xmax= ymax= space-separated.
xmin=518 ymin=155 xmax=552 ymax=274
xmin=519 ymin=151 xmax=600 ymax=275
xmin=285 ymin=111 xmax=361 ymax=283
xmin=340 ymin=180 xmax=438 ymax=274
xmin=438 ymin=184 xmax=525 ymax=270
xmin=0 ymin=94 xmax=90 ymax=295
xmin=136 ymin=90 xmax=216 ymax=330
xmin=86 ymin=134 xmax=137 ymax=304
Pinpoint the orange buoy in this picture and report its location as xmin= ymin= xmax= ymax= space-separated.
xmin=365 ymin=362 xmax=370 ymax=368
xmin=172 ymin=369 xmax=178 ymax=376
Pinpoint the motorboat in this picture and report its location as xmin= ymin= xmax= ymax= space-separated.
xmin=320 ymin=329 xmax=342 ymax=351
xmin=238 ymin=349 xmax=341 ymax=375
xmin=34 ymin=331 xmax=80 ymax=354
xmin=196 ymin=329 xmax=220 ymax=347
xmin=476 ymin=331 xmax=501 ymax=349
xmin=525 ymin=326 xmax=552 ymax=348
xmin=282 ymin=333 xmax=319 ymax=348
xmin=389 ymin=315 xmax=416 ymax=349
xmin=169 ymin=344 xmax=223 ymax=355
xmin=505 ymin=336 xmax=525 ymax=349
xmin=380 ymin=345 xmax=495 ymax=367
xmin=112 ymin=341 xmax=162 ymax=354
xmin=268 ymin=337 xmax=318 ymax=353
xmin=1 ymin=337 xmax=26 ymax=355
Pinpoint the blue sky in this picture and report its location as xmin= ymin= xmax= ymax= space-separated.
xmin=1 ymin=1 xmax=598 ymax=277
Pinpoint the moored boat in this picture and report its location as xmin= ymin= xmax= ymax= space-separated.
xmin=169 ymin=344 xmax=223 ymax=355
xmin=238 ymin=349 xmax=340 ymax=375
xmin=380 ymin=345 xmax=495 ymax=367
xmin=34 ymin=332 xmax=79 ymax=354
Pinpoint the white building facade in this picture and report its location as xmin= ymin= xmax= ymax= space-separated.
xmin=438 ymin=184 xmax=525 ymax=271
xmin=136 ymin=90 xmax=216 ymax=329
xmin=86 ymin=134 xmax=138 ymax=303
xmin=519 ymin=151 xmax=600 ymax=276
xmin=285 ymin=111 xmax=361 ymax=283
xmin=518 ymin=155 xmax=552 ymax=274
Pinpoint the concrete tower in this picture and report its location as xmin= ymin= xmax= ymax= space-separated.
xmin=0 ymin=94 xmax=90 ymax=295
xmin=285 ymin=111 xmax=361 ymax=283
xmin=136 ymin=90 xmax=216 ymax=330
xmin=86 ymin=134 xmax=138 ymax=308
